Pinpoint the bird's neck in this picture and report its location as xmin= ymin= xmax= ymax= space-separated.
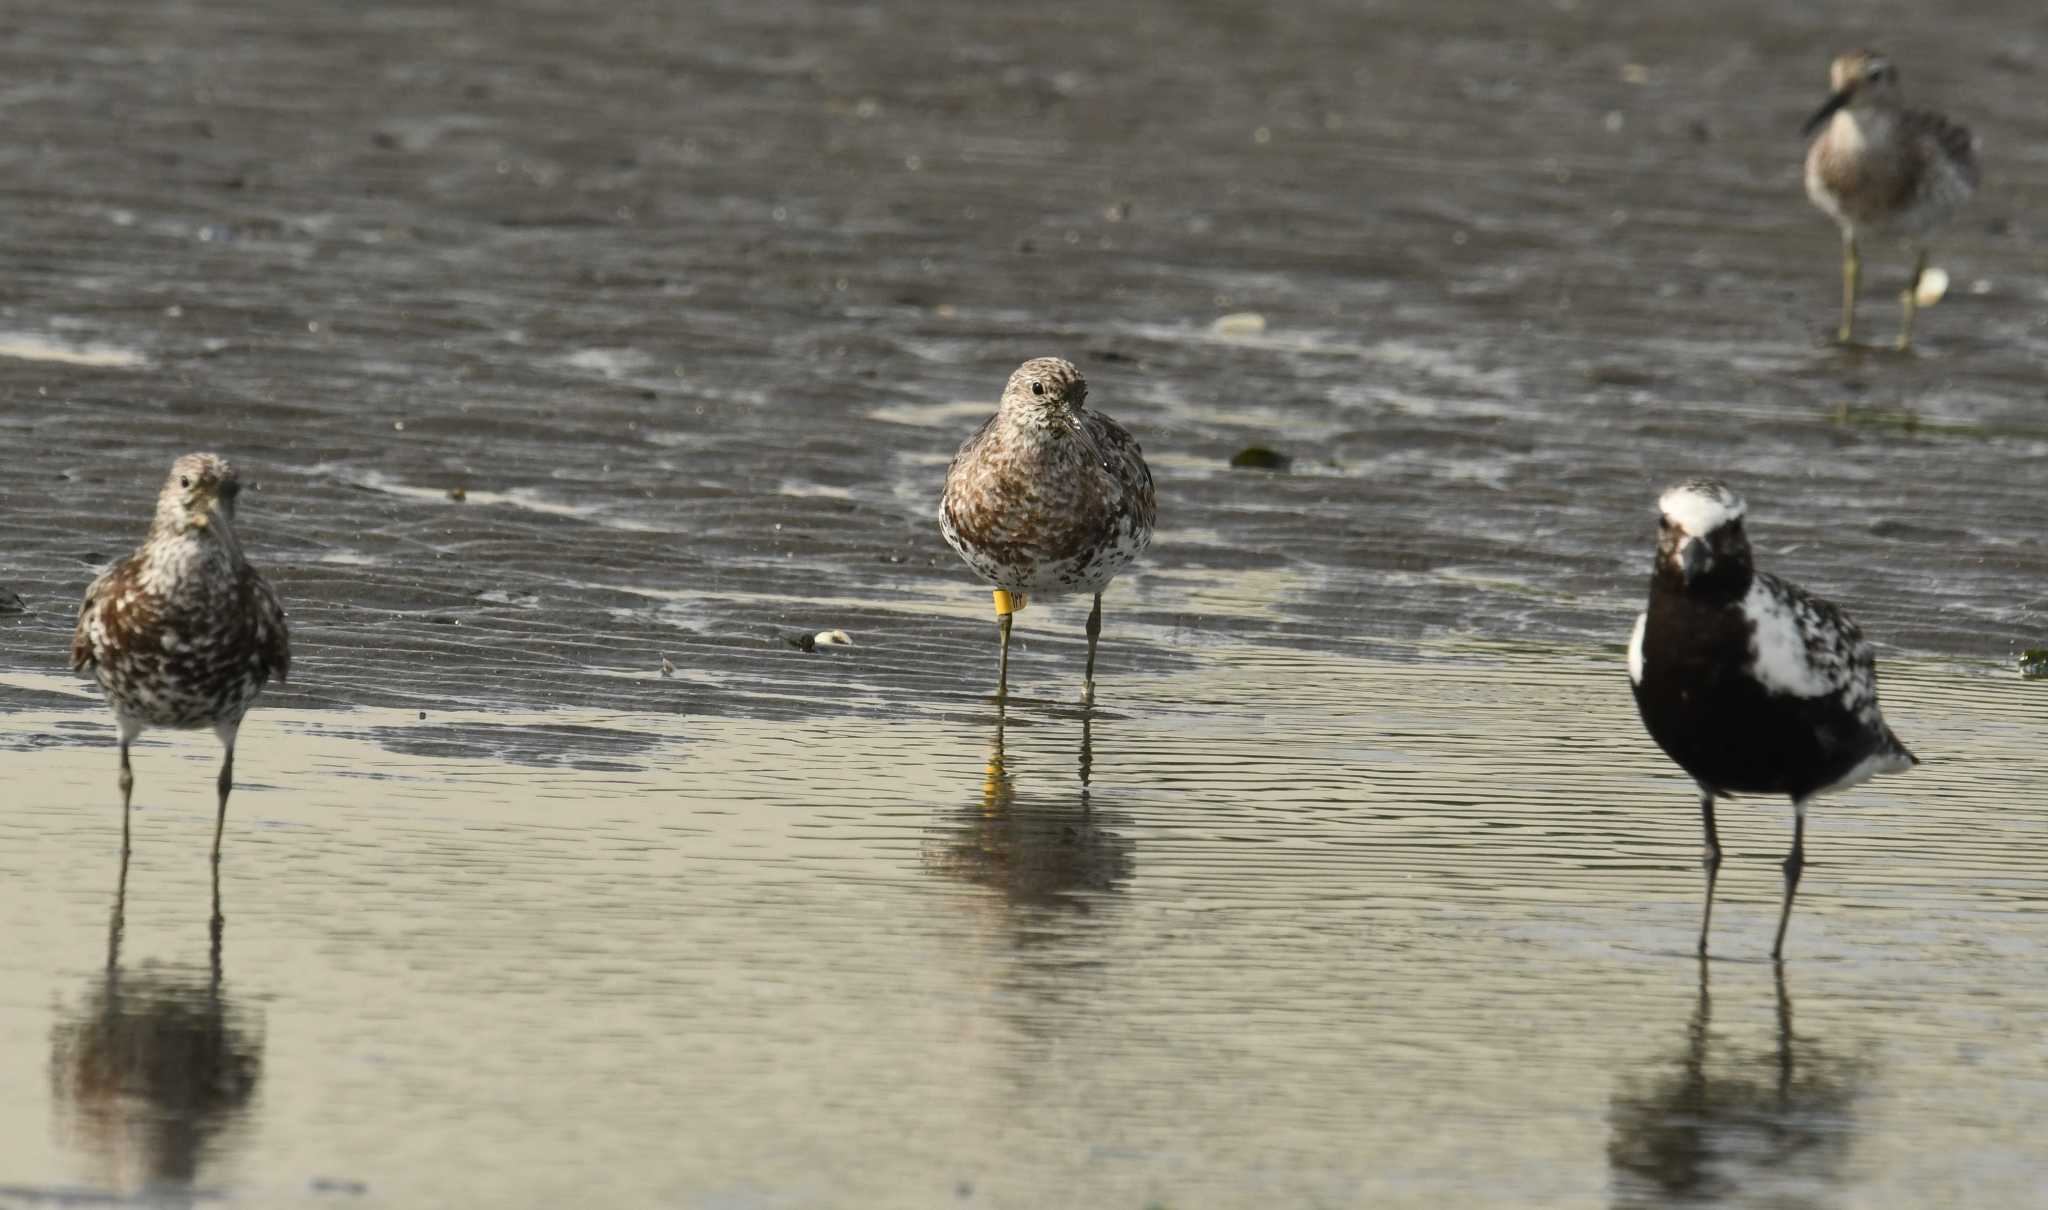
xmin=992 ymin=405 xmax=1092 ymax=462
xmin=1650 ymin=563 xmax=1751 ymax=609
xmin=137 ymin=527 xmax=241 ymax=595
xmin=1827 ymin=104 xmax=1898 ymax=151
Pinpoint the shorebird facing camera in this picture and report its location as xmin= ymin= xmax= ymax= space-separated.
xmin=939 ymin=357 xmax=1155 ymax=705
xmin=71 ymin=453 xmax=291 ymax=866
xmin=1803 ymin=49 xmax=1978 ymax=350
xmin=1627 ymin=479 xmax=1917 ymax=959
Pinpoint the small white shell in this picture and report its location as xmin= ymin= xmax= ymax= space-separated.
xmin=1914 ymin=267 xmax=1950 ymax=307
xmin=814 ymin=629 xmax=853 ymax=646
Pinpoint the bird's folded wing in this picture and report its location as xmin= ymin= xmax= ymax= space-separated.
xmin=245 ymin=567 xmax=292 ymax=686
xmin=1744 ymin=572 xmax=1881 ymax=723
xmin=70 ymin=565 xmax=118 ymax=671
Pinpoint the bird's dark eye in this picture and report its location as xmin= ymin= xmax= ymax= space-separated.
xmin=180 ymin=476 xmax=191 ymax=488
xmin=1031 ymin=381 xmax=1045 ymax=396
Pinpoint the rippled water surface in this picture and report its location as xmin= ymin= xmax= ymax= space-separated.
xmin=0 ymin=651 xmax=2044 ymax=1208
xmin=2 ymin=0 xmax=2046 ymax=1205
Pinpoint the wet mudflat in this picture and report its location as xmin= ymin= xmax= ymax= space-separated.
xmin=0 ymin=649 xmax=2044 ymax=1209
xmin=1 ymin=0 xmax=2045 ymax=1205
xmin=1 ymin=0 xmax=2046 ymax=702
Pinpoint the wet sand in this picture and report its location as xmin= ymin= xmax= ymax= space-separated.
xmin=2 ymin=650 xmax=2044 ymax=1208
xmin=2 ymin=0 xmax=2046 ymax=1206
xmin=1 ymin=0 xmax=2045 ymax=714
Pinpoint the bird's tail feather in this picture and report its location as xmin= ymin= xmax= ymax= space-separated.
xmin=1882 ymin=726 xmax=1919 ymax=770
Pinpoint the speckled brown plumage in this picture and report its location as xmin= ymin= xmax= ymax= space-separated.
xmin=939 ymin=357 xmax=1155 ymax=702
xmin=73 ymin=453 xmax=290 ymax=862
xmin=1802 ymin=49 xmax=1977 ymax=347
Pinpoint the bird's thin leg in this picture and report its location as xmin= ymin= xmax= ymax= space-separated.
xmin=992 ymin=590 xmax=1026 ymax=701
xmin=1773 ymin=960 xmax=1795 ymax=1100
xmin=1078 ymin=710 xmax=1093 ymax=813
xmin=1837 ymin=232 xmax=1860 ymax=345
xmin=1081 ymin=593 xmax=1103 ymax=707
xmin=996 ymin=612 xmax=1013 ymax=702
xmin=212 ymin=742 xmax=234 ymax=867
xmin=1772 ymin=799 xmax=1808 ymax=961
xmin=1697 ymin=788 xmax=1723 ymax=956
xmin=1686 ymin=954 xmax=1711 ymax=1069
xmin=211 ymin=854 xmax=226 ymax=944
xmin=1896 ymin=246 xmax=1928 ymax=351
xmin=117 ymin=739 xmax=134 ymax=858
xmin=108 ymin=843 xmax=129 ymax=974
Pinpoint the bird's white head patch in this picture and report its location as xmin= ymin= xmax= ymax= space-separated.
xmin=1657 ymin=479 xmax=1746 ymax=537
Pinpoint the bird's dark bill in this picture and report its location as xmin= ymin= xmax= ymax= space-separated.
xmin=1802 ymin=88 xmax=1852 ymax=136
xmin=1679 ymin=538 xmax=1707 ymax=584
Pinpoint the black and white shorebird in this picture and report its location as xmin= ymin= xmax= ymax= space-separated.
xmin=1803 ymin=49 xmax=1978 ymax=350
xmin=1627 ymin=479 xmax=1917 ymax=959
xmin=71 ymin=454 xmax=291 ymax=864
xmin=939 ymin=357 xmax=1155 ymax=705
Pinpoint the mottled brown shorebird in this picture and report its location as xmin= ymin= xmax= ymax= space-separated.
xmin=72 ymin=454 xmax=290 ymax=863
xmin=1803 ymin=49 xmax=1978 ymax=350
xmin=940 ymin=357 xmax=1155 ymax=704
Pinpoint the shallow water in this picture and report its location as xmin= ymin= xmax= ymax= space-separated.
xmin=1 ymin=650 xmax=2044 ymax=1208
xmin=3 ymin=0 xmax=2047 ymax=1206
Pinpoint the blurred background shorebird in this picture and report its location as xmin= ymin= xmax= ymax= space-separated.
xmin=1803 ymin=49 xmax=1979 ymax=350
xmin=939 ymin=357 xmax=1155 ymax=705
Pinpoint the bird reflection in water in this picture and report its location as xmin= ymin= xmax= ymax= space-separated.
xmin=923 ymin=703 xmax=1133 ymax=912
xmin=1608 ymin=961 xmax=1863 ymax=1208
xmin=49 ymin=852 xmax=264 ymax=1199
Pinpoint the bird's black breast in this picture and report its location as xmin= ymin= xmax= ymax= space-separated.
xmin=1633 ymin=589 xmax=1878 ymax=800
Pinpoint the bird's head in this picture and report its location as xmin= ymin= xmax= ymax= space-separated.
xmin=1804 ymin=49 xmax=1901 ymax=135
xmin=153 ymin=452 xmax=245 ymax=541
xmin=1655 ymin=478 xmax=1752 ymax=591
xmin=999 ymin=356 xmax=1088 ymax=434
